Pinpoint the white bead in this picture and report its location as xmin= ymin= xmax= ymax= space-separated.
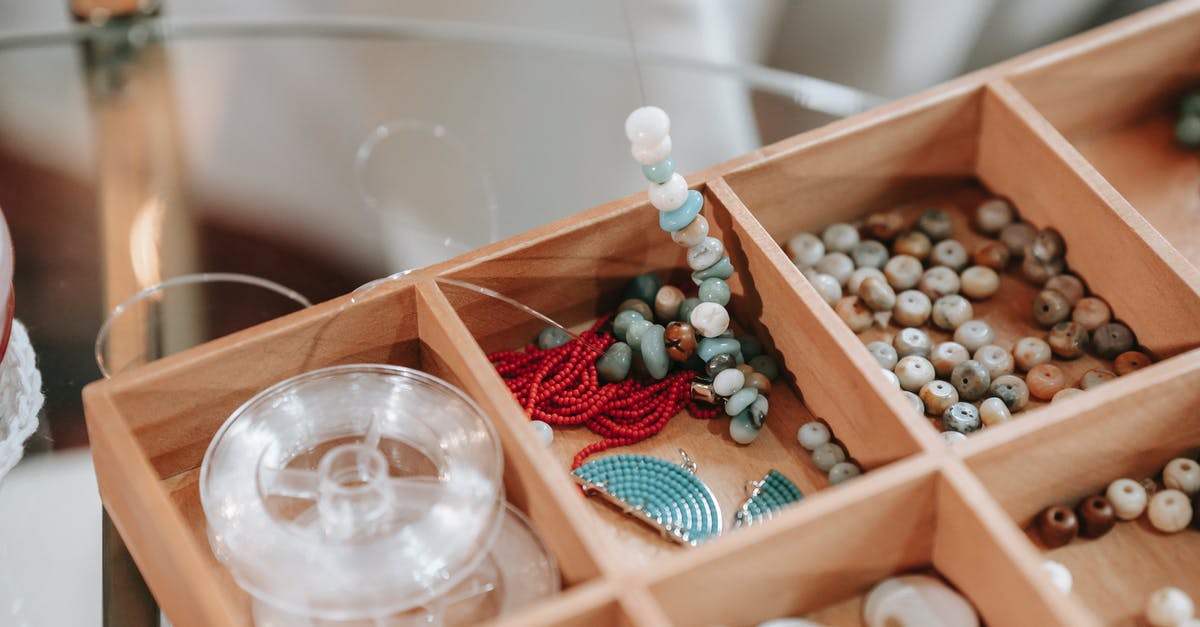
xmin=821 ymin=222 xmax=859 ymax=253
xmin=882 ymin=368 xmax=901 ymax=388
xmin=797 ymin=422 xmax=831 ymax=450
xmin=960 ymin=266 xmax=1000 ymax=300
xmin=625 ymin=106 xmax=670 ymax=146
xmin=847 ymin=267 xmax=887 ymax=295
xmin=953 ymin=320 xmax=994 ymax=352
xmin=1106 ymin=478 xmax=1148 ymax=520
xmin=713 ymin=368 xmax=746 ymax=397
xmin=687 ymin=237 xmax=725 ymax=271
xmin=1146 ymin=587 xmax=1194 ymax=627
xmin=1163 ymin=458 xmax=1200 ymax=495
xmin=815 ymin=252 xmax=855 ymax=285
xmin=689 ymin=302 xmax=729 ymax=338
xmin=1148 ymin=489 xmax=1193 ymax=533
xmin=671 ymin=215 xmax=709 ymax=247
xmin=787 ymin=233 xmax=825 ymax=268
xmin=808 ymin=273 xmax=842 ymax=305
xmin=529 ymin=420 xmax=553 ymax=446
xmin=864 ymin=575 xmax=980 ymax=627
xmin=895 ymin=356 xmax=936 ymax=393
xmin=939 ymin=431 xmax=968 ymax=445
xmin=884 ymin=255 xmax=924 ymax=291
xmin=648 ymin=173 xmax=688 ymax=211
xmin=630 ymin=136 xmax=672 ymax=165
xmin=1041 ymin=560 xmax=1072 ymax=593
xmin=919 ymin=266 xmax=961 ymax=299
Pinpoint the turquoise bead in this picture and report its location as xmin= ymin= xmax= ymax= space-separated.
xmin=729 ymin=410 xmax=761 ymax=444
xmin=677 ymin=297 xmax=701 ymax=323
xmin=697 ymin=337 xmax=741 ymax=363
xmin=622 ymin=273 xmax=662 ymax=306
xmin=1177 ymin=115 xmax=1200 ymax=150
xmin=640 ymin=324 xmax=670 ymax=380
xmin=738 ymin=335 xmax=764 ymax=361
xmin=658 ymin=190 xmax=703 ymax=232
xmin=612 ymin=310 xmax=644 ymax=340
xmin=749 ymin=355 xmax=779 ymax=381
xmin=642 ymin=156 xmax=675 ymax=184
xmin=697 ymin=278 xmax=731 ymax=306
xmin=536 ymin=326 xmax=571 ymax=350
xmin=725 ymin=387 xmax=759 ymax=416
xmin=625 ymin=319 xmax=653 ymax=350
xmin=691 ymin=256 xmax=733 ymax=285
xmin=597 ymin=342 xmax=633 ymax=382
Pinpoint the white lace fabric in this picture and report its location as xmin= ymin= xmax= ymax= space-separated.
xmin=0 ymin=321 xmax=43 ymax=481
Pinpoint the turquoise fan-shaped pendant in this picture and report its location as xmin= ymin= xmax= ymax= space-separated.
xmin=572 ymin=451 xmax=721 ymax=546
xmin=733 ymin=469 xmax=803 ymax=528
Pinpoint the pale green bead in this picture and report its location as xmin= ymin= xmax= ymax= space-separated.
xmin=725 ymin=387 xmax=759 ymax=417
xmin=597 ymin=342 xmax=633 ymax=382
xmin=698 ymin=278 xmax=731 ymax=306
xmin=738 ymin=335 xmax=764 ymax=361
xmin=729 ymin=410 xmax=762 ymax=444
xmin=536 ymin=326 xmax=571 ymax=350
xmin=642 ymin=156 xmax=675 ymax=184
xmin=622 ymin=273 xmax=662 ymax=306
xmin=640 ymin=324 xmax=670 ymax=380
xmin=625 ymin=319 xmax=653 ymax=350
xmin=612 ymin=310 xmax=643 ymax=340
xmin=697 ymin=337 xmax=741 ymax=362
xmin=677 ymin=297 xmax=701 ymax=323
xmin=811 ymin=442 xmax=846 ymax=472
xmin=691 ymin=256 xmax=733 ymax=285
xmin=828 ymin=462 xmax=861 ymax=485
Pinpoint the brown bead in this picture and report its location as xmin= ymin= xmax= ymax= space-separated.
xmin=971 ymin=241 xmax=1011 ymax=271
xmin=735 ymin=364 xmax=756 ymax=377
xmin=663 ymin=322 xmax=697 ymax=362
xmin=863 ymin=211 xmax=904 ymax=241
xmin=893 ymin=230 xmax=932 ymax=260
xmin=1114 ymin=350 xmax=1152 ymax=375
xmin=1035 ymin=504 xmax=1078 ymax=548
xmin=618 ymin=298 xmax=653 ymax=320
xmin=1076 ymin=495 xmax=1116 ymax=538
xmin=745 ymin=372 xmax=772 ymax=395
xmin=1027 ymin=363 xmax=1067 ymax=401
xmin=1047 ymin=321 xmax=1089 ymax=359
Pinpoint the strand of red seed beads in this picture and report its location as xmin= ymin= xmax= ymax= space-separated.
xmin=488 ymin=106 xmax=782 ymax=468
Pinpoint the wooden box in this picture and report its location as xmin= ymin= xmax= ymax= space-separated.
xmin=82 ymin=3 xmax=1200 ymax=625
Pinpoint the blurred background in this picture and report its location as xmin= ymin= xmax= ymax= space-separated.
xmin=0 ymin=0 xmax=1165 ymax=624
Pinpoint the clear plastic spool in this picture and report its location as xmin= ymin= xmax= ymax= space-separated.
xmin=200 ymin=364 xmax=507 ymax=622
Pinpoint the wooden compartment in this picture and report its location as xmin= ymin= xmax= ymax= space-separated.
xmin=1005 ymin=1 xmax=1200 ymax=269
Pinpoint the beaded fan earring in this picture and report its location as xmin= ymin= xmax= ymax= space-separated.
xmin=733 ymin=469 xmax=804 ymax=528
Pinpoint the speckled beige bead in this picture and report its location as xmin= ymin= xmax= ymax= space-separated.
xmin=859 ymin=276 xmax=897 ymax=312
xmin=1106 ymin=478 xmax=1148 ymax=520
xmin=821 ymin=222 xmax=860 ymax=253
xmin=919 ymin=266 xmax=961 ymax=299
xmin=850 ymin=239 xmax=890 ymax=269
xmin=893 ymin=327 xmax=932 ymax=359
xmin=974 ymin=344 xmax=1015 ymax=379
xmin=835 ymin=296 xmax=874 ymax=333
xmin=1080 ymin=369 xmax=1116 ymax=390
xmin=864 ymin=211 xmax=904 ymax=241
xmin=847 ymin=267 xmax=886 ymax=295
xmin=953 ymin=320 xmax=994 ymax=353
xmin=816 ymin=252 xmax=855 ymax=286
xmin=989 ymin=374 xmax=1030 ymax=411
xmin=930 ymin=341 xmax=970 ymax=379
xmin=1013 ymin=337 xmax=1052 ymax=372
xmin=979 ymin=396 xmax=1012 ymax=426
xmin=653 ymin=285 xmax=685 ymax=321
xmin=808 ymin=272 xmax=842 ymax=305
xmin=931 ymin=295 xmax=974 ymax=331
xmin=895 ymin=356 xmax=936 ymax=393
xmin=674 ymin=215 xmax=711 ymax=249
xmin=883 ymin=254 xmax=923 ymax=291
xmin=1115 ymin=350 xmax=1152 ymax=375
xmin=866 ymin=341 xmax=899 ymax=370
xmin=951 ymin=360 xmax=991 ymax=401
xmin=1051 ymin=388 xmax=1084 ymax=403
xmin=1027 ymin=363 xmax=1067 ymax=401
xmin=893 ymin=290 xmax=932 ymax=327
xmin=1020 ymin=250 xmax=1064 ymax=285
xmin=881 ymin=368 xmax=901 ymax=388
xmin=1032 ymin=289 xmax=1072 ymax=328
xmin=1163 ymin=458 xmax=1200 ymax=495
xmin=960 ymin=265 xmax=1000 ymax=300
xmin=892 ymin=230 xmax=932 ymax=260
xmin=919 ymin=380 xmax=958 ymax=416
xmin=1000 ymin=222 xmax=1037 ymax=258
xmin=1048 ymin=321 xmax=1090 ymax=360
xmin=1072 ymin=296 xmax=1111 ymax=331
xmin=1147 ymin=489 xmax=1193 ymax=533
xmin=930 ymin=239 xmax=969 ymax=271
xmin=1045 ymin=274 xmax=1085 ymax=306
xmin=972 ymin=241 xmax=1011 ymax=271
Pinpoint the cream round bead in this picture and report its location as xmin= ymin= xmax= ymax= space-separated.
xmin=901 ymin=390 xmax=924 ymax=414
xmin=1052 ymin=388 xmax=1083 ymax=403
xmin=1072 ymin=296 xmax=1112 ymax=331
xmin=895 ymin=356 xmax=936 ymax=393
xmin=851 ymin=240 xmax=890 ymax=269
xmin=881 ymin=368 xmax=901 ymax=388
xmin=953 ymin=320 xmax=994 ymax=353
xmin=847 ymin=267 xmax=886 ymax=295
xmin=811 ymin=442 xmax=846 ymax=472
xmin=930 ymin=342 xmax=970 ymax=379
xmin=919 ymin=266 xmax=961 ymax=299
xmin=974 ymin=344 xmax=1015 ymax=379
xmin=920 ymin=380 xmax=958 ymax=416
xmin=930 ymin=239 xmax=969 ymax=271
xmin=648 ymin=173 xmax=689 ymax=211
xmin=1045 ymin=274 xmax=1085 ymax=306
xmin=859 ymin=277 xmax=897 ymax=312
xmin=975 ymin=198 xmax=1014 ymax=235
xmin=893 ymin=290 xmax=932 ymax=327
xmin=816 ymin=252 xmax=855 ymax=286
xmin=530 ymin=420 xmax=554 ymax=446
xmin=835 ymin=296 xmax=874 ymax=333
xmin=939 ymin=430 xmax=968 ymax=445
xmin=625 ymin=106 xmax=670 ymax=145
xmin=654 ymin=285 xmax=684 ymax=321
xmin=1106 ymin=478 xmax=1149 ymax=520
xmin=1013 ymin=336 xmax=1052 ymax=372
xmin=797 ymin=421 xmax=831 ymax=451
xmin=787 ymin=232 xmax=824 ymax=268
xmin=671 ymin=215 xmax=709 ymax=248
xmin=866 ymin=341 xmax=899 ymax=370
xmin=883 ymin=254 xmax=923 ymax=291
xmin=979 ymin=397 xmax=1012 ymax=426
xmin=631 ymin=136 xmax=672 ymax=165
xmin=1146 ymin=587 xmax=1195 ymax=627
xmin=931 ymin=295 xmax=974 ymax=331
xmin=1147 ymin=489 xmax=1193 ymax=533
xmin=822 ymin=223 xmax=860 ymax=253
xmin=960 ymin=265 xmax=1000 ymax=300
xmin=712 ymin=368 xmax=746 ymax=397
xmin=687 ymin=237 xmax=725 ymax=271
xmin=808 ymin=273 xmax=842 ymax=305
xmin=1041 ymin=560 xmax=1073 ymax=594
xmin=689 ymin=302 xmax=730 ymax=338
xmin=893 ymin=327 xmax=932 ymax=359
xmin=1163 ymin=458 xmax=1200 ymax=495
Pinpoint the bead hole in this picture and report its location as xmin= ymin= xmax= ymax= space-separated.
xmin=1124 ymin=486 xmax=1133 ymax=493
xmin=1052 ymin=511 xmax=1064 ymax=522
